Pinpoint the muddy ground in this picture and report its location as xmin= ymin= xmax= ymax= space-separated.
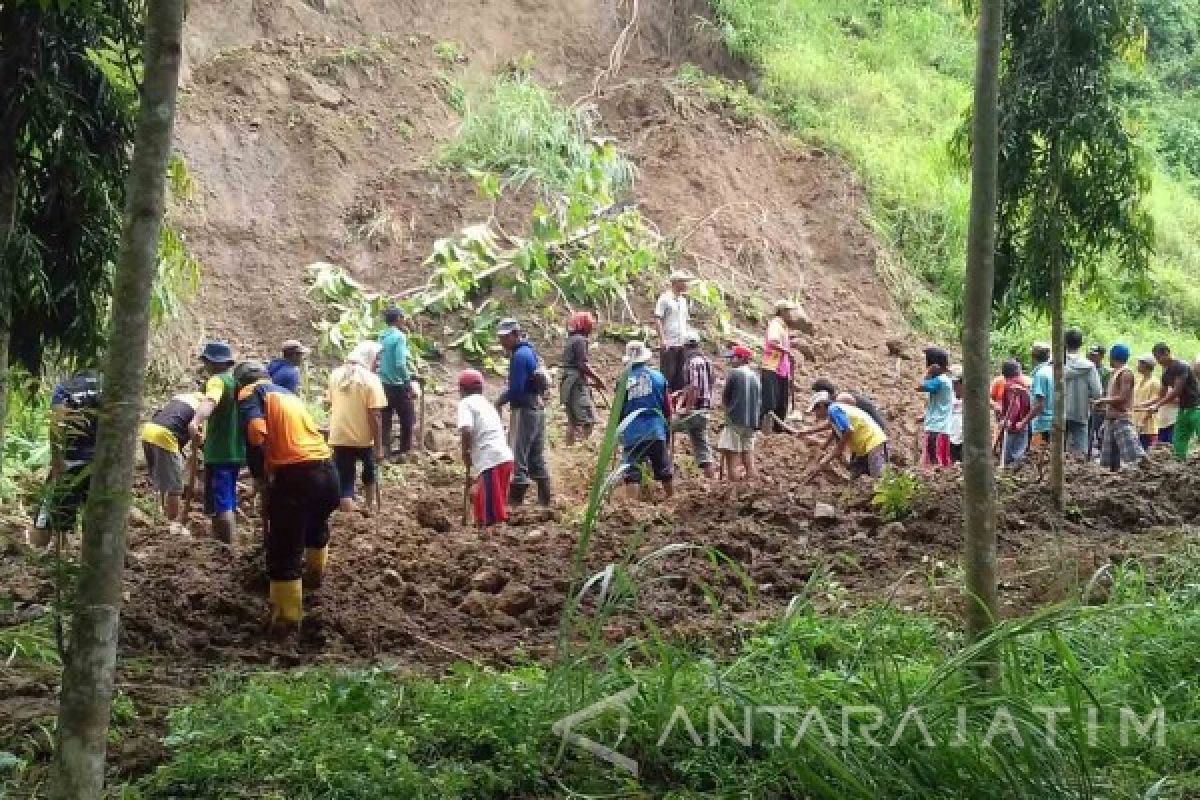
xmin=3 ymin=434 xmax=1196 ymax=788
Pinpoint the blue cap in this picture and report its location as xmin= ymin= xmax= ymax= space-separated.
xmin=199 ymin=341 xmax=235 ymax=364
xmin=1110 ymin=343 xmax=1131 ymax=363
xmin=496 ymin=318 xmax=520 ymax=336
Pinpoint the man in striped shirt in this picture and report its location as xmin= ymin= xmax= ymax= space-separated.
xmin=672 ymin=331 xmax=716 ymax=478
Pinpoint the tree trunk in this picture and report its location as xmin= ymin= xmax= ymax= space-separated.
xmin=1050 ymin=260 xmax=1065 ymax=512
xmin=962 ymin=0 xmax=1003 ymax=653
xmin=0 ymin=324 xmax=9 ymax=483
xmin=50 ymin=0 xmax=184 ymax=796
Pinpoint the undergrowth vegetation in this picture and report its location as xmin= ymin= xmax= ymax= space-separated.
xmin=129 ymin=556 xmax=1200 ymax=799
xmin=705 ymin=0 xmax=1200 ymax=357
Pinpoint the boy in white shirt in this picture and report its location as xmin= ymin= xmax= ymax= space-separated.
xmin=456 ymin=369 xmax=515 ymax=528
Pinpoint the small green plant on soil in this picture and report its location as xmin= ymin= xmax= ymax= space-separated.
xmin=871 ymin=466 xmax=922 ymax=521
xmin=433 ymin=39 xmax=465 ymax=65
xmin=439 ymin=75 xmax=635 ymax=192
xmin=674 ymin=62 xmax=766 ymax=124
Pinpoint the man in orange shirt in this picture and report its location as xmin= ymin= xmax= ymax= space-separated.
xmin=236 ymin=361 xmax=340 ymax=636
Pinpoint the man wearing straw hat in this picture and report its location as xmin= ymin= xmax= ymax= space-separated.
xmin=655 ymin=271 xmax=694 ymax=392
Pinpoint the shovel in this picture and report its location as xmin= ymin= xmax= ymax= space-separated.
xmin=461 ymin=479 xmax=473 ymax=527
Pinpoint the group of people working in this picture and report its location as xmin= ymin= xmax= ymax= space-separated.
xmin=28 ymin=266 xmax=1200 ymax=634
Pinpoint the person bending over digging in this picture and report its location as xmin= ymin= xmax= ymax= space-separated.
xmin=236 ymin=361 xmax=340 ymax=637
xmin=140 ymin=388 xmax=205 ymax=535
xmin=457 ymin=369 xmax=515 ymax=528
xmin=618 ymin=341 xmax=674 ymax=500
xmin=718 ymin=345 xmax=761 ymax=483
xmin=559 ymin=311 xmax=605 ymax=445
xmin=1091 ymin=344 xmax=1147 ymax=472
xmin=29 ymin=370 xmax=103 ymax=548
xmin=327 ymin=341 xmax=387 ymax=514
xmin=801 ymin=391 xmax=889 ymax=484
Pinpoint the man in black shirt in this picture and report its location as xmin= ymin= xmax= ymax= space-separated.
xmin=1140 ymin=343 xmax=1200 ymax=461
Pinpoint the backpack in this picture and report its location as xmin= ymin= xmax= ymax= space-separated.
xmin=58 ymin=371 xmax=103 ymax=461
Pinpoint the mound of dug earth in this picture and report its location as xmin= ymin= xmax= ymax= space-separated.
xmin=107 ymin=443 xmax=1199 ymax=671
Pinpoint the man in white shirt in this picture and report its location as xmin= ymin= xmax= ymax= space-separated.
xmin=456 ymin=369 xmax=515 ymax=528
xmin=655 ymin=271 xmax=693 ymax=392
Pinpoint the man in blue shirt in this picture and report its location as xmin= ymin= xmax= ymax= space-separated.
xmin=916 ymin=346 xmax=955 ymax=468
xmin=30 ymin=370 xmax=103 ymax=547
xmin=378 ymin=308 xmax=416 ymax=459
xmin=618 ymin=341 xmax=674 ymax=500
xmin=496 ymin=318 xmax=552 ymax=506
xmin=266 ymin=339 xmax=308 ymax=394
xmin=1019 ymin=343 xmax=1055 ymax=446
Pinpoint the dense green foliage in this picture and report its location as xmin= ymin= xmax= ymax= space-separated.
xmin=0 ymin=0 xmax=140 ymax=373
xmin=705 ymin=0 xmax=1200 ymax=357
xmin=129 ymin=559 xmax=1200 ymax=798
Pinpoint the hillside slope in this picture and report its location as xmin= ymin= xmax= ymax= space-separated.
xmin=172 ymin=0 xmax=915 ymax=406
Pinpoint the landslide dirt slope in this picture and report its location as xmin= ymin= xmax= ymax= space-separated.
xmin=174 ymin=0 xmax=908 ymax=393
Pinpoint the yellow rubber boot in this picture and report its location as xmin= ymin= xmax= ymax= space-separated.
xmin=268 ymin=579 xmax=303 ymax=637
xmin=302 ymin=547 xmax=329 ymax=589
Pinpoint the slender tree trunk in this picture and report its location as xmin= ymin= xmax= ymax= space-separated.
xmin=1050 ymin=260 xmax=1065 ymax=512
xmin=0 ymin=159 xmax=15 ymax=484
xmin=0 ymin=323 xmax=9 ymax=483
xmin=962 ymin=0 xmax=1003 ymax=653
xmin=50 ymin=0 xmax=184 ymax=796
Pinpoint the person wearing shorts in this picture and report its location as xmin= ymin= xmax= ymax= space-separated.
xmin=802 ymin=391 xmax=889 ymax=483
xmin=328 ymin=342 xmax=387 ymax=513
xmin=618 ymin=341 xmax=674 ymax=499
xmin=140 ymin=390 xmax=203 ymax=533
xmin=719 ymin=346 xmax=762 ymax=482
xmin=190 ymin=341 xmax=246 ymax=544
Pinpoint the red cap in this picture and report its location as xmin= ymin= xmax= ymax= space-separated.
xmin=457 ymin=369 xmax=484 ymax=390
xmin=727 ymin=345 xmax=753 ymax=361
xmin=568 ymin=311 xmax=595 ymax=335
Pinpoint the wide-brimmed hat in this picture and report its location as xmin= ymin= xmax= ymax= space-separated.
xmin=496 ymin=318 xmax=521 ymax=336
xmin=683 ymin=329 xmax=701 ymax=346
xmin=807 ymin=390 xmax=833 ymax=412
xmin=623 ymin=340 xmax=653 ymax=364
xmin=199 ymin=341 xmax=235 ymax=365
xmin=668 ymin=270 xmax=695 ymax=283
xmin=1136 ymin=353 xmax=1156 ymax=366
xmin=281 ymin=339 xmax=310 ymax=355
xmin=775 ymin=298 xmax=799 ymax=312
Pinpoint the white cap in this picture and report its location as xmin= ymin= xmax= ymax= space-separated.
xmin=807 ymin=390 xmax=833 ymax=412
xmin=623 ymin=340 xmax=653 ymax=364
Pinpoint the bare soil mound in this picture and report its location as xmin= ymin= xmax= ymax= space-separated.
xmin=93 ymin=446 xmax=1196 ymax=670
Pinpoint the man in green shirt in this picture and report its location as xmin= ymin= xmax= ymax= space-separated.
xmin=378 ymin=308 xmax=416 ymax=459
xmin=189 ymin=341 xmax=246 ymax=543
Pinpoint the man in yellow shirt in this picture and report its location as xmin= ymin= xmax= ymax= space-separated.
xmin=236 ymin=361 xmax=339 ymax=636
xmin=801 ymin=391 xmax=889 ymax=483
xmin=327 ymin=342 xmax=387 ymax=513
xmin=1134 ymin=354 xmax=1161 ymax=449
